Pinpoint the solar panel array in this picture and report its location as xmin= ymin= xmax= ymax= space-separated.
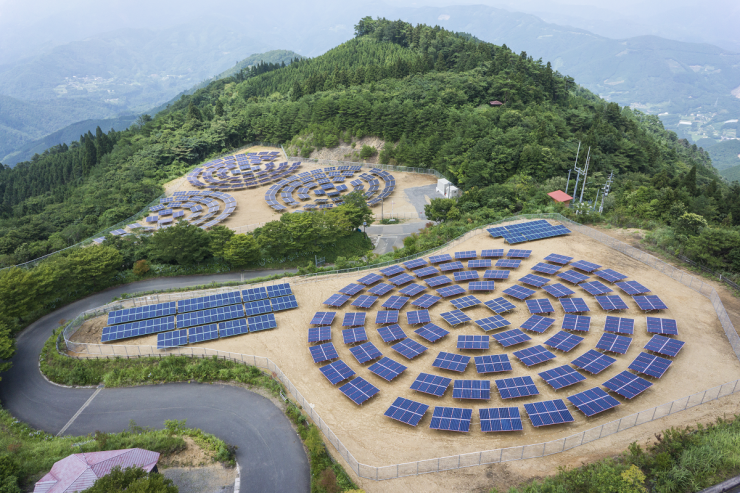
xmin=439 ymin=261 xmax=464 ymax=272
xmin=157 ymin=329 xmax=188 ymax=348
xmin=580 ymin=281 xmax=613 ymax=296
xmin=319 ymin=360 xmax=355 ymax=385
xmin=453 ymin=270 xmax=479 ymax=282
xmin=544 ymin=330 xmax=584 ymax=352
xmin=414 ymin=266 xmax=440 ymax=278
xmin=429 ymin=407 xmax=473 ymax=432
xmin=560 ymin=297 xmax=591 ymax=313
xmin=177 ymin=291 xmax=242 ymax=313
xmin=571 ymin=349 xmax=617 ymax=375
xmin=391 ymin=338 xmax=428 ymax=359
xmin=496 ymin=376 xmax=539 ymax=399
xmin=484 ymin=297 xmax=516 ymax=313
xmin=411 ymin=373 xmax=451 ymax=396
xmin=543 ymin=283 xmax=575 ymax=298
xmin=633 ymin=295 xmax=668 ymax=311
xmin=474 ymin=354 xmax=512 ymax=373
xmin=646 ymin=317 xmax=678 ymax=335
xmin=512 ymin=345 xmax=556 ymax=367
xmin=468 ymin=259 xmax=492 ymax=269
xmin=483 ymin=270 xmax=510 ymax=280
xmin=311 ymin=311 xmax=336 ymax=325
xmin=503 ymin=285 xmax=536 ymax=300
xmin=629 ymin=352 xmax=672 ymax=378
xmin=524 ymin=400 xmax=574 ymax=427
xmin=342 ymin=327 xmax=368 ymax=345
xmin=389 ymin=273 xmax=416 ymax=286
xmin=496 ymin=259 xmax=522 ymax=268
xmin=481 ymin=248 xmax=505 ymax=258
xmin=426 ymin=275 xmax=453 ymax=287
xmin=436 ymin=285 xmax=466 ymax=298
xmin=411 ymin=294 xmax=442 ymax=309
xmin=357 ymin=273 xmax=383 ymax=286
xmin=380 ymin=265 xmax=405 ymax=277
xmin=399 ymin=283 xmax=426 ymax=297
xmin=596 ymin=333 xmax=632 ymax=354
xmin=382 ymin=296 xmax=410 ymax=310
xmin=414 ymin=323 xmax=449 ymax=343
xmin=407 ymin=309 xmax=431 ymax=325
xmin=486 ymin=220 xmax=570 ymax=244
xmin=594 ymin=295 xmax=629 ymax=311
xmin=308 ymin=326 xmax=332 ymax=343
xmin=349 ymin=342 xmax=383 ymax=364
xmin=644 ymin=335 xmax=685 ymax=357
xmin=526 ymin=299 xmax=555 ymax=314
xmin=568 ymin=388 xmax=620 ymax=417
xmin=570 ymin=260 xmax=601 ymax=273
xmin=603 ymin=371 xmax=652 ymax=399
xmin=177 ymin=305 xmax=245 ymax=329
xmin=107 ymin=302 xmax=177 ymax=325
xmin=342 ymin=312 xmax=366 ymax=327
xmin=616 ymin=280 xmax=650 ymax=295
xmin=440 ymin=310 xmax=472 ymax=327
xmin=530 ymin=262 xmax=561 ymax=275
xmin=562 ymin=314 xmax=591 ymax=332
xmin=368 ymin=357 xmax=407 ymax=381
xmin=428 ymin=254 xmax=452 ymax=264
xmin=339 ymin=377 xmax=379 ymax=405
xmin=403 ymin=258 xmax=428 ymax=270
xmin=323 ymin=294 xmax=351 ymax=307
xmin=102 ymin=317 xmax=175 ymax=342
xmin=368 ymin=283 xmax=395 ymax=296
xmin=604 ymin=316 xmax=635 ymax=335
xmin=468 ymin=281 xmax=496 ymax=292
xmin=432 ymin=352 xmax=471 ymax=372
xmin=594 ymin=269 xmax=628 ymax=283
xmin=457 ymin=335 xmax=490 ymax=350
xmin=310 ymin=343 xmax=339 ymax=363
xmin=538 ymin=365 xmax=586 ymax=390
xmin=480 ymin=407 xmax=523 ymax=432
xmin=375 ymin=310 xmax=399 ymax=325
xmin=519 ymin=274 xmax=550 ymax=288
xmin=475 ymin=315 xmax=511 ymax=332
xmin=351 ymin=295 xmax=379 ymax=309
xmin=493 ymin=329 xmax=531 ymax=347
xmin=377 ymin=323 xmax=406 ymax=343
xmin=384 ymin=397 xmax=428 ymax=426
xmin=452 ymin=380 xmax=491 ymax=399
xmin=544 ymin=253 xmax=573 ymax=265
xmin=450 ymin=294 xmax=482 ymax=309
xmin=520 ymin=315 xmax=555 ymax=334
xmin=557 ymin=270 xmax=590 ymax=284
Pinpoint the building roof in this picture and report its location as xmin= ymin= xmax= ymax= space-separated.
xmin=548 ymin=190 xmax=573 ymax=202
xmin=34 ymin=449 xmax=160 ymax=493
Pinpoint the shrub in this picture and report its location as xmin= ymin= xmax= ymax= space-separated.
xmin=132 ymin=260 xmax=150 ymax=276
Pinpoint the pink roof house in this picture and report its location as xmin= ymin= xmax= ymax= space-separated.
xmin=34 ymin=449 xmax=159 ymax=493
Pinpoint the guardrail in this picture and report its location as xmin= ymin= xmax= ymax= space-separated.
xmin=59 ymin=214 xmax=740 ymax=480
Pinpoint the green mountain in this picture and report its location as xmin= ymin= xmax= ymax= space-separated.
xmin=721 ymin=165 xmax=740 ymax=183
xmin=709 ymin=140 xmax=740 ymax=171
xmin=0 ymin=18 xmax=728 ymax=267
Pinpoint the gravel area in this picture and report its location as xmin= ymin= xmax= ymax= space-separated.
xmin=163 ymin=465 xmax=236 ymax=493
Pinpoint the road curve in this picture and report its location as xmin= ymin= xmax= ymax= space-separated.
xmin=0 ymin=269 xmax=309 ymax=493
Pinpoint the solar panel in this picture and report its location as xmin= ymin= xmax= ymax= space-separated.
xmin=629 ymin=352 xmax=672 ymax=378
xmin=457 ymin=335 xmax=490 ymax=350
xmin=439 ymin=261 xmax=465 ymax=272
xmin=357 ymin=273 xmax=384 ymax=285
xmin=568 ymin=387 xmax=621 ymax=417
xmin=562 ymin=314 xmax=591 ymax=332
xmin=177 ymin=305 xmax=245 ymax=328
xmin=406 ymin=309 xmax=431 ymax=325
xmin=468 ymin=259 xmax=492 ymax=269
xmin=484 ymin=297 xmax=516 ymax=314
xmin=495 ymin=376 xmax=539 ymax=399
xmin=414 ymin=323 xmax=449 ymax=343
xmin=544 ymin=330 xmax=585 ymax=352
xmin=594 ymin=295 xmax=629 ymax=312
xmin=349 ymin=341 xmax=383 ymax=364
xmin=368 ymin=356 xmax=408 ymax=381
xmin=399 ymin=283 xmax=426 ymax=297
xmin=403 ymin=258 xmax=428 ymax=270
xmin=616 ymin=281 xmax=650 ymax=295
xmin=513 ymin=345 xmax=556 ymax=367
xmin=247 ymin=313 xmax=277 ymax=332
xmin=157 ymin=329 xmax=188 ymax=349
xmin=644 ymin=335 xmax=685 ymax=358
xmin=425 ymin=275 xmax=453 ymax=287
xmin=531 ymin=263 xmax=561 ymax=275
xmin=411 ymin=294 xmax=442 ymax=308
xmin=342 ymin=327 xmax=368 ymax=345
xmin=380 ymin=265 xmax=405 ymax=277
xmin=310 ymin=343 xmax=339 ymax=363
xmin=580 ymin=281 xmax=613 ymax=296
xmin=519 ymin=274 xmax=550 ymax=287
xmin=560 ymin=298 xmax=591 ymax=313
xmin=339 ymin=377 xmax=379 ymax=405
xmin=391 ymin=338 xmax=429 ymax=359
xmin=384 ymin=397 xmax=429 ymax=426
xmin=596 ymin=333 xmax=632 ymax=354
xmin=310 ymin=311 xmax=336 ymax=326
xmin=475 ymin=315 xmax=511 ymax=331
xmin=101 ymin=316 xmax=176 ymax=342
xmin=368 ymin=283 xmax=394 ymax=296
xmin=474 ymin=354 xmax=512 ymax=374
xmin=351 ymin=295 xmax=378 ymax=309
xmin=481 ymin=249 xmax=505 ymax=258
xmin=571 ymin=349 xmax=616 ymax=375
xmin=571 ymin=260 xmax=601 ymax=273
xmin=266 ymin=283 xmax=292 ymax=298
xmin=107 ymin=302 xmax=178 ymax=325
xmin=177 ymin=291 xmax=242 ymax=313
xmin=323 ymin=294 xmax=351 ymax=307
xmin=604 ymin=316 xmax=635 ymax=335
xmin=483 ymin=270 xmax=510 ymax=280
xmin=468 ymin=281 xmax=496 ymax=292
xmin=432 ymin=351 xmax=470 ymax=372
xmin=454 ymin=250 xmax=478 ymax=260
xmin=410 ymin=372 xmax=452 ymax=396
xmin=319 ymin=360 xmax=355 ymax=385
xmin=339 ymin=283 xmax=364 ymax=296
xmin=496 ymin=259 xmax=522 ymax=268
xmin=526 ymin=299 xmax=555 ymax=314
xmin=492 ymin=328 xmax=531 ymax=347
xmin=557 ymin=270 xmax=590 ymax=284
xmin=524 ymin=400 xmax=574 ymax=427
xmin=241 ymin=286 xmax=269 ymax=302
xmin=544 ymin=253 xmax=573 ymax=265
xmin=452 ymin=380 xmax=490 ymax=399
xmin=188 ymin=323 xmax=219 ymax=343
xmin=538 ymin=365 xmax=586 ymax=390
xmin=436 ymin=285 xmax=466 ymax=298
xmin=375 ymin=310 xmax=399 ymax=325
xmin=342 ymin=312 xmax=366 ymax=327
xmin=521 ymin=315 xmax=556 ymax=333
xmin=428 ymin=254 xmax=453 ymax=264
xmin=378 ymin=296 xmax=406 ymax=311
xmin=308 ymin=326 xmax=332 ymax=343
xmin=389 ymin=273 xmax=416 ymax=286
xmin=271 ymin=294 xmax=298 ymax=312
xmin=453 ymin=270 xmax=479 ymax=282
xmin=603 ymin=370 xmax=653 ymax=399
xmin=243 ymin=299 xmax=272 ymax=316
xmin=594 ymin=269 xmax=628 ymax=283
xmin=646 ymin=317 xmax=678 ymax=335
xmin=633 ymin=295 xmax=668 ymax=311
xmin=375 ymin=323 xmax=404 ymax=343
xmin=413 ymin=266 xmax=440 ymax=278
xmin=480 ymin=407 xmax=523 ymax=432
xmin=219 ymin=318 xmax=249 ymax=338
xmin=440 ymin=310 xmax=472 ymax=327
xmin=503 ymin=285 xmax=536 ymax=300
xmin=450 ymin=295 xmax=482 ymax=309
xmin=507 ymin=249 xmax=532 ymax=258
xmin=429 ymin=407 xmax=473 ymax=432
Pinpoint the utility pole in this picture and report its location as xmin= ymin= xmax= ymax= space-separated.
xmin=579 ymin=147 xmax=591 ymax=204
xmin=572 ymin=143 xmax=582 ymax=197
xmin=599 ymin=171 xmax=614 ymax=213
xmin=565 ymin=169 xmax=572 ymax=195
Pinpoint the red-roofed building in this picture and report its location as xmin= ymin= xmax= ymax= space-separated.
xmin=34 ymin=449 xmax=159 ymax=493
xmin=547 ymin=190 xmax=573 ymax=206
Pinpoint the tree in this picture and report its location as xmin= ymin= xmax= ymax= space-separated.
xmin=208 ymin=226 xmax=235 ymax=258
xmin=359 ymin=145 xmax=377 ymax=159
xmin=223 ymin=235 xmax=260 ymax=267
xmin=424 ymin=198 xmax=456 ymax=222
xmin=82 ymin=466 xmax=177 ymax=493
xmin=674 ymin=212 xmax=707 ymax=236
xmin=682 ymin=166 xmax=697 ymax=196
xmin=0 ymin=321 xmax=16 ymax=379
xmin=354 ymin=16 xmax=376 ymax=37
xmin=63 ymin=246 xmax=123 ymax=289
xmin=214 ymin=99 xmax=225 ymax=117
xmin=335 ymin=191 xmax=374 ymax=230
xmin=186 ymin=102 xmax=202 ymax=121
xmin=0 ymin=268 xmax=38 ymax=321
xmin=147 ymin=222 xmax=212 ymax=265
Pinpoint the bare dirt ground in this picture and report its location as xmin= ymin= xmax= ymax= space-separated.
xmin=295 ymin=136 xmax=387 ymax=164
xmin=157 ymin=145 xmax=434 ymax=232
xmin=159 ymin=437 xmax=236 ymax=493
xmin=71 ymin=222 xmax=740 ymax=492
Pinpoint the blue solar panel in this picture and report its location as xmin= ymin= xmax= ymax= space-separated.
xmin=616 ymin=281 xmax=650 ymax=295
xmin=454 ymin=250 xmax=478 ymax=260
xmin=389 ymin=273 xmax=416 ymax=286
xmin=646 ymin=317 xmax=678 ymax=335
xmin=432 ymin=351 xmax=470 ymax=372
xmin=339 ymin=377 xmax=379 ymax=405
xmin=399 ymin=283 xmax=426 ymax=297
xmin=382 ymin=296 xmax=410 ymax=310
xmin=411 ymin=294 xmax=441 ymax=308
xmin=453 ymin=380 xmax=490 ymax=399
xmin=342 ymin=312 xmax=366 ymax=327
xmin=429 ymin=407 xmax=473 ymax=432
xmin=596 ymin=333 xmax=632 ymax=354
xmin=603 ymin=370 xmax=653 ymax=399
xmin=545 ymin=330 xmax=584 ymax=352
xmin=468 ymin=281 xmax=496 ymax=292
xmin=342 ymin=327 xmax=368 ymax=345
xmin=595 ymin=295 xmax=629 ymax=311
xmin=481 ymin=249 xmax=505 ymax=258
xmin=439 ymin=261 xmax=465 ymax=272
xmin=496 ymin=259 xmax=522 ymax=268
xmin=436 ymin=285 xmax=466 ymax=298
xmin=629 ymin=352 xmax=672 ymax=378
xmin=266 ymin=283 xmax=292 ymax=298
xmin=457 ymin=335 xmax=489 ymax=350
xmin=604 ymin=316 xmax=635 ymax=335
xmin=568 ymin=387 xmax=621 ymax=417
xmin=349 ymin=341 xmax=383 ymax=364
xmin=519 ymin=274 xmax=550 ymax=287
xmin=474 ymin=315 xmax=511 ymax=331
xmin=544 ymin=253 xmax=573 ymax=265
xmin=560 ymin=298 xmax=590 ymax=313
xmin=157 ymin=329 xmax=188 ymax=349
xmin=426 ymin=275 xmax=453 ymax=287
xmin=368 ymin=356 xmax=408 ymax=381
xmin=219 ymin=318 xmax=249 ymax=338
xmin=538 ymin=365 xmax=586 ymax=390
xmin=310 ymin=343 xmax=339 ymax=363
xmin=429 ymin=254 xmax=453 ymax=264
xmin=503 ymin=285 xmax=536 ymax=300
xmin=177 ymin=305 xmax=245 ymax=328
xmin=243 ymin=299 xmax=272 ymax=316
xmin=308 ymin=326 xmax=332 ymax=343
xmin=440 ymin=310 xmax=472 ymax=327
xmin=339 ymin=283 xmax=364 ymax=296
xmin=414 ymin=323 xmax=449 ymax=343
xmin=531 ymin=262 xmax=561 ymax=275
xmin=178 ymin=291 xmax=242 ymax=313
xmin=450 ymin=295 xmax=482 ymax=309
xmin=351 ymin=295 xmax=379 ymax=308
xmin=480 ymin=407 xmax=523 ymax=432
xmin=521 ymin=315 xmax=556 ymax=333
xmin=453 ymin=270 xmax=479 ymax=282
xmin=483 ymin=270 xmax=510 ymax=280
xmin=357 ymin=273 xmax=384 ymax=285
xmin=571 ymin=349 xmax=617 ymax=375
xmin=484 ymin=297 xmax=516 ymax=314
xmin=571 ymin=260 xmax=601 ymax=273
xmin=101 ymin=316 xmax=176 ymax=342
xmin=468 ymin=259 xmax=492 ymax=269
xmin=319 ymin=360 xmax=355 ymax=385
xmin=107 ymin=302 xmax=177 ymax=325
xmin=595 ymin=269 xmax=628 ymax=283
xmin=492 ymin=329 xmax=531 ymax=347
xmin=507 ymin=249 xmax=532 ymax=258
xmin=562 ymin=314 xmax=591 ymax=332
xmin=248 ymin=313 xmax=277 ymax=332
xmin=541 ymin=282 xmax=575 ymax=299
xmin=580 ymin=281 xmax=613 ymax=296
xmin=391 ymin=338 xmax=428 ymax=359
xmin=513 ymin=345 xmax=556 ymax=366
xmin=384 ymin=397 xmax=429 ymax=426
xmin=188 ymin=323 xmax=219 ymax=343
xmin=323 ymin=294 xmax=351 ymax=307
xmin=524 ymin=399 xmax=574 ymax=427
xmin=526 ymin=299 xmax=555 ymax=314
xmin=310 ymin=311 xmax=336 ymax=325
xmin=368 ymin=283 xmax=394 ymax=296
xmin=633 ymin=295 xmax=668 ymax=311
xmin=403 ymin=258 xmax=428 ymax=270
xmin=413 ymin=266 xmax=440 ymax=278
xmin=375 ymin=310 xmax=399 ymax=325
xmin=377 ymin=323 xmax=406 ymax=343
xmin=406 ymin=309 xmax=431 ymax=325
xmin=410 ymin=372 xmax=452 ymax=396
xmin=242 ymin=286 xmax=269 ymax=301
xmin=558 ymin=270 xmax=590 ymax=284
xmin=271 ymin=294 xmax=298 ymax=312
xmin=380 ymin=265 xmax=405 ymax=277
xmin=644 ymin=335 xmax=685 ymax=357
xmin=495 ymin=376 xmax=539 ymax=399
xmin=474 ymin=354 xmax=512 ymax=373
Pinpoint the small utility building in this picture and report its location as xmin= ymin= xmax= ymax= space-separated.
xmin=547 ymin=190 xmax=573 ymax=207
xmin=436 ymin=178 xmax=460 ymax=198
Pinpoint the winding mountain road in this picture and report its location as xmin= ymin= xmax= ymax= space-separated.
xmin=0 ymin=269 xmax=310 ymax=493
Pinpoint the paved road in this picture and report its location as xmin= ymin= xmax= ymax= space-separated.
xmin=0 ymin=268 xmax=309 ymax=493
xmin=404 ymin=183 xmax=443 ymax=216
xmin=366 ymin=222 xmax=429 ymax=255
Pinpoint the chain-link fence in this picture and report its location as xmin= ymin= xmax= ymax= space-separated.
xmin=60 ymin=214 xmax=740 ymax=480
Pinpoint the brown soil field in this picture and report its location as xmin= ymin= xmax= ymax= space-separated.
xmin=70 ymin=224 xmax=740 ymax=492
